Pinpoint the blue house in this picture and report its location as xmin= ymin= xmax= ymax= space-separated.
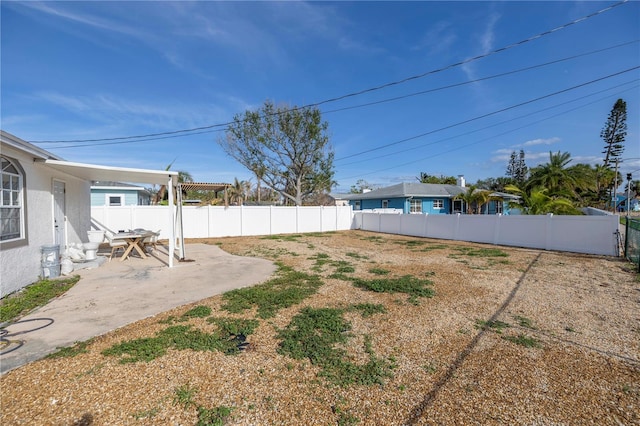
xmin=91 ymin=181 xmax=151 ymax=206
xmin=613 ymin=192 xmax=640 ymax=213
xmin=343 ymin=182 xmax=516 ymax=215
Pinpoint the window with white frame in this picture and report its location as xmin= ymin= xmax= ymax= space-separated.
xmin=410 ymin=199 xmax=422 ymax=213
xmin=433 ymin=199 xmax=444 ymax=209
xmin=106 ymin=194 xmax=124 ymax=206
xmin=354 ymin=201 xmax=361 ymax=210
xmin=1 ymin=156 xmax=24 ymax=241
xmin=382 ymin=199 xmax=389 ymax=208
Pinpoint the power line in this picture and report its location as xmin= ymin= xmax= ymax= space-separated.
xmin=335 ymin=66 xmax=640 ymax=162
xmin=47 ymin=128 xmax=224 ymax=149
xmin=337 ymin=79 xmax=639 ymax=167
xmin=30 ymin=0 xmax=629 ymax=144
xmin=45 ymin=40 xmax=639 ymax=150
xmin=323 ymin=40 xmax=638 ymax=116
xmin=336 ymin=84 xmax=640 ymax=183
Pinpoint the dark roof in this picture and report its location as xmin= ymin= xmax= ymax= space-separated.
xmin=342 ymin=182 xmax=467 ymax=200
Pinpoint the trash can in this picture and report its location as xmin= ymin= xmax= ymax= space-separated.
xmin=41 ymin=244 xmax=61 ymax=279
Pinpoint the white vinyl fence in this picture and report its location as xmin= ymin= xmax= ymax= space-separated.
xmin=353 ymin=211 xmax=620 ymax=256
xmin=91 ymin=206 xmax=621 ymax=256
xmin=91 ymin=205 xmax=354 ymax=239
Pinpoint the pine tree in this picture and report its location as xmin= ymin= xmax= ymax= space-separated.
xmin=601 ymin=98 xmax=627 ymax=168
xmin=515 ymin=150 xmax=528 ymax=184
xmin=506 ymin=150 xmax=528 ymax=185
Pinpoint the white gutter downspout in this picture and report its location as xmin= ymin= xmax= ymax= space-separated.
xmin=168 ymin=175 xmax=175 ymax=268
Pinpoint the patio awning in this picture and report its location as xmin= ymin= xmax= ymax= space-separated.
xmin=40 ymin=159 xmax=178 ymax=186
xmin=37 ymin=159 xmax=180 ymax=268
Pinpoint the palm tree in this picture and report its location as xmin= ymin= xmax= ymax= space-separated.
xmin=228 ymin=178 xmax=251 ymax=205
xmin=566 ymin=163 xmax=614 ymax=208
xmin=527 ymin=151 xmax=582 ymax=198
xmin=505 ymin=184 xmax=580 ymax=215
xmin=178 ymin=170 xmax=193 ymax=184
xmin=251 ymin=163 xmax=266 ymax=203
xmin=153 ymin=168 xmax=194 ymax=204
xmin=454 ymin=185 xmax=491 ymax=214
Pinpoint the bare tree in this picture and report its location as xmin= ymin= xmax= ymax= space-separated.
xmin=219 ymin=100 xmax=335 ymax=206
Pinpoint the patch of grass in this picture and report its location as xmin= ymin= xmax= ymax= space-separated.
xmin=352 ymin=275 xmax=435 ymax=299
xmin=393 ymin=240 xmax=425 ymax=248
xmin=328 ymin=272 xmax=354 ymax=281
xmin=408 ymin=295 xmax=423 ymax=306
xmin=475 ymin=319 xmax=510 ymax=334
xmin=312 ymin=253 xmax=330 ymax=260
xmin=310 ymin=253 xmax=331 ymax=271
xmin=368 ymin=267 xmax=390 ymax=275
xmin=197 ymin=405 xmax=233 ymax=426
xmin=418 ymin=244 xmax=449 ymax=252
xmin=47 ymin=339 xmax=92 ymax=359
xmin=173 ymin=383 xmax=198 ymax=409
xmin=502 ymin=334 xmax=542 ymax=348
xmin=334 ymin=261 xmax=355 ymax=274
xmin=277 ymin=307 xmax=394 ymax=386
xmin=261 ymin=234 xmax=303 ymax=242
xmin=360 ymin=235 xmax=386 ymax=244
xmin=180 ymin=305 xmax=212 ymax=320
xmin=221 ymin=265 xmax=322 ymax=319
xmin=102 ymin=316 xmax=260 ymax=363
xmin=102 ymin=335 xmax=169 ymax=363
xmin=350 ymin=303 xmax=387 ymax=317
xmin=455 ymin=247 xmax=509 ymax=258
xmin=0 ymin=275 xmax=81 ymax=322
xmin=206 ymin=317 xmax=260 ymax=336
xmin=346 ymin=252 xmax=368 ymax=260
xmin=514 ymin=315 xmax=536 ymax=329
xmin=158 ymin=315 xmax=177 ymax=324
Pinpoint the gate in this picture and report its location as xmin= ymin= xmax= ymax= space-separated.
xmin=624 ymin=217 xmax=640 ymax=272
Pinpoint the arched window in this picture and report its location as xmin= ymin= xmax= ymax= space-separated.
xmin=1 ymin=156 xmax=24 ymax=241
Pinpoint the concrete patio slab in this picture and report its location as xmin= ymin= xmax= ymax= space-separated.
xmin=0 ymin=243 xmax=276 ymax=374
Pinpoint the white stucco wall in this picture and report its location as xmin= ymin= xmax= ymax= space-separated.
xmin=1 ymin=145 xmax=90 ymax=296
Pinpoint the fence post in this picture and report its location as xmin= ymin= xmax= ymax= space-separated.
xmin=544 ymin=213 xmax=553 ymax=251
xmin=453 ymin=213 xmax=460 ymax=240
xmin=422 ymin=213 xmax=428 ymax=238
xmin=624 ymin=217 xmax=629 ymax=259
xmin=493 ymin=213 xmax=502 ymax=246
xmin=269 ymin=205 xmax=273 ymax=235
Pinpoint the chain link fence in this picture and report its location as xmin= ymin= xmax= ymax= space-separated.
xmin=624 ymin=218 xmax=640 ymax=272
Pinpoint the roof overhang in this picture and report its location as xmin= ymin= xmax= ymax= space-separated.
xmin=38 ymin=159 xmax=178 ymax=186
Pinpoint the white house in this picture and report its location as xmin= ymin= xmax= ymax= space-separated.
xmin=1 ymin=131 xmax=179 ymax=296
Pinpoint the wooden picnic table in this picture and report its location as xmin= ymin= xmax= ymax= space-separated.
xmin=112 ymin=230 xmax=154 ymax=261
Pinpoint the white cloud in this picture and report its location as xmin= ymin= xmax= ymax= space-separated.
xmin=15 ymin=2 xmax=152 ymax=42
xmin=521 ymin=137 xmax=561 ymax=147
xmin=461 ymin=12 xmax=500 ymax=81
xmin=31 ymin=91 xmax=236 ymax=139
xmin=413 ymin=21 xmax=457 ymax=55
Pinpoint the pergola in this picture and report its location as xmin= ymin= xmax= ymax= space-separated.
xmin=38 ymin=159 xmax=181 ymax=267
xmin=179 ymin=182 xmax=231 ymax=205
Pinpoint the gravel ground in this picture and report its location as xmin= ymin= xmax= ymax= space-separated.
xmin=1 ymin=230 xmax=639 ymax=425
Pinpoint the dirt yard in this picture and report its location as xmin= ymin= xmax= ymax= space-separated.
xmin=1 ymin=230 xmax=639 ymax=425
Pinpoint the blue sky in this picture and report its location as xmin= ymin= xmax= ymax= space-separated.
xmin=2 ymin=1 xmax=639 ymax=193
